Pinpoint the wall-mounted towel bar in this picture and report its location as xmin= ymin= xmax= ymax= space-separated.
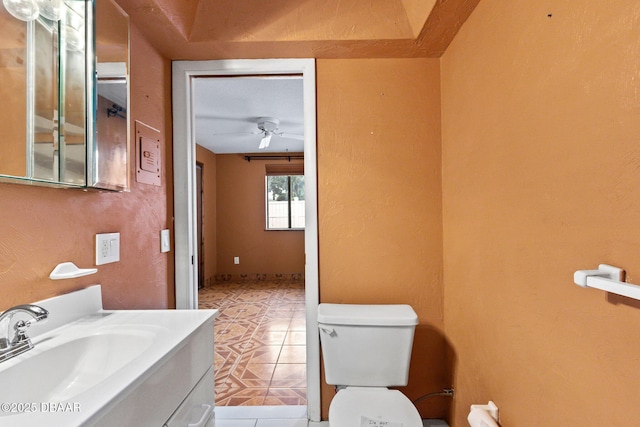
xmin=574 ymin=264 xmax=640 ymax=300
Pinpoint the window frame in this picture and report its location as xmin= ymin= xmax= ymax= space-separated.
xmin=265 ymin=174 xmax=305 ymax=231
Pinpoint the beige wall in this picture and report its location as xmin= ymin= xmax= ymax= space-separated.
xmin=441 ymin=0 xmax=640 ymax=425
xmin=317 ymin=58 xmax=447 ymax=419
xmin=216 ymin=154 xmax=305 ymax=276
xmin=0 ymin=23 xmax=174 ymax=310
xmin=196 ymin=144 xmax=218 ymax=285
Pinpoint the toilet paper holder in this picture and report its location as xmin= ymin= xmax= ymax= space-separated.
xmin=470 ymin=400 xmax=499 ymax=421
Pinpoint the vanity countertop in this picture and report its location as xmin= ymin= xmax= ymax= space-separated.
xmin=0 ymin=285 xmax=218 ymax=426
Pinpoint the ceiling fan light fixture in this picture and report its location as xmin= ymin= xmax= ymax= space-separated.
xmin=257 ymin=117 xmax=279 ymax=133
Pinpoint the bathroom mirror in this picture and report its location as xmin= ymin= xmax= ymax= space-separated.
xmin=92 ymin=0 xmax=129 ymax=191
xmin=0 ymin=0 xmax=130 ymax=190
xmin=0 ymin=0 xmax=93 ymax=187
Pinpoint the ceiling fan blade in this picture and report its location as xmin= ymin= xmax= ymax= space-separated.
xmin=209 ymin=131 xmax=260 ymax=136
xmin=195 ymin=114 xmax=259 ymax=123
xmin=277 ymin=132 xmax=304 ymax=141
xmin=258 ymin=133 xmax=272 ymax=149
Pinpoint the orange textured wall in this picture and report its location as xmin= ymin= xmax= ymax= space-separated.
xmin=196 ymin=144 xmax=218 ymax=285
xmin=215 ymin=154 xmax=305 ymax=275
xmin=316 ymin=58 xmax=447 ymax=419
xmin=441 ymin=0 xmax=640 ymax=425
xmin=190 ymin=0 xmax=414 ymax=42
xmin=0 ymin=22 xmax=174 ymax=310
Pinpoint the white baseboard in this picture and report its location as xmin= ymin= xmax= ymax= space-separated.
xmin=215 ymin=405 xmax=307 ymax=419
xmin=308 ymin=420 xmax=447 ymax=427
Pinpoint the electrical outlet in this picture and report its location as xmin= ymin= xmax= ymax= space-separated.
xmin=96 ymin=233 xmax=120 ymax=265
xmin=234 ymin=256 xmax=240 ymax=265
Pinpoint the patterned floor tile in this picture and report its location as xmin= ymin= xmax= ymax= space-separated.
xmin=228 ymin=363 xmax=276 ymax=388
xmin=291 ymin=309 xmax=306 ymax=319
xmin=278 ymin=346 xmax=306 ymax=364
xmin=289 ymin=318 xmax=306 ymax=331
xmin=259 ymin=318 xmax=292 ymax=331
xmin=284 ymin=331 xmax=306 ymax=345
xmin=237 ymin=290 xmax=279 ymax=302
xmin=199 ymin=279 xmax=307 ymax=407
xmin=219 ymin=303 xmax=255 ymax=320
xmin=270 ymin=364 xmax=306 ymax=388
xmin=217 ymin=321 xmax=257 ymax=345
xmin=216 ymin=385 xmax=268 ymax=406
xmin=251 ymin=329 xmax=287 ymax=346
xmin=245 ymin=346 xmax=283 ymax=364
xmin=264 ymin=388 xmax=307 ymax=406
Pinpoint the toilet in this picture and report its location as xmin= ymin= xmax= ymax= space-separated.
xmin=318 ymin=303 xmax=422 ymax=427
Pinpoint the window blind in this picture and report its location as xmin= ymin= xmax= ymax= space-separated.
xmin=265 ymin=163 xmax=304 ymax=176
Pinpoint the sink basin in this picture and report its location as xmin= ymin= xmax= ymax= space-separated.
xmin=0 ymin=327 xmax=155 ymax=408
xmin=0 ymin=285 xmax=217 ymax=427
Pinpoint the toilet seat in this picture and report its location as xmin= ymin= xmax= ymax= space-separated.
xmin=329 ymin=387 xmax=422 ymax=427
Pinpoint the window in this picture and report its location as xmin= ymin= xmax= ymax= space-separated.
xmin=266 ymin=174 xmax=305 ymax=229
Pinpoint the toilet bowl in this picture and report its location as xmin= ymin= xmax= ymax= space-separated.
xmin=318 ymin=303 xmax=422 ymax=427
xmin=329 ymin=387 xmax=422 ymax=427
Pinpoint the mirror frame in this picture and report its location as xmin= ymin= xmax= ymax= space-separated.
xmin=90 ymin=0 xmax=130 ymax=191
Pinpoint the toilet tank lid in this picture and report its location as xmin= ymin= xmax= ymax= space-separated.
xmin=317 ymin=304 xmax=418 ymax=326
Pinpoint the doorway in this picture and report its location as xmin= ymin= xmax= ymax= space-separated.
xmin=171 ymin=59 xmax=320 ymax=423
xmin=196 ymin=162 xmax=204 ymax=290
xmin=193 ymin=74 xmax=306 ymax=407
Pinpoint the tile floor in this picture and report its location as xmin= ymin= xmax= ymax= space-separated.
xmin=214 ymin=405 xmax=449 ymax=427
xmin=198 ymin=278 xmax=307 ymax=406
xmin=215 ymin=406 xmax=308 ymax=427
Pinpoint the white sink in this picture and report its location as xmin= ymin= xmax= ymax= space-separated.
xmin=0 ymin=327 xmax=156 ymax=406
xmin=0 ymin=285 xmax=218 ymax=426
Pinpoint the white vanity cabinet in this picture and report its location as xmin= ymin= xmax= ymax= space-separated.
xmin=164 ymin=367 xmax=215 ymax=427
xmin=91 ymin=314 xmax=217 ymax=427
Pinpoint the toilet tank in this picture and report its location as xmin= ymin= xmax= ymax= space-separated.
xmin=318 ymin=303 xmax=418 ymax=387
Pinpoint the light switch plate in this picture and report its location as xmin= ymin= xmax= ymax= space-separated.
xmin=160 ymin=229 xmax=170 ymax=253
xmin=96 ymin=233 xmax=120 ymax=265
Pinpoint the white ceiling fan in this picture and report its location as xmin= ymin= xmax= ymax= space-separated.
xmin=206 ymin=116 xmax=303 ymax=150
xmin=256 ymin=117 xmax=303 ymax=149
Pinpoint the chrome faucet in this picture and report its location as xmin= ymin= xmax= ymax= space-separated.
xmin=0 ymin=304 xmax=48 ymax=362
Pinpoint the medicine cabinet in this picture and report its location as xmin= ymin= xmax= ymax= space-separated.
xmin=0 ymin=0 xmax=130 ymax=191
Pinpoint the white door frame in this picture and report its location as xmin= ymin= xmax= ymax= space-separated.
xmin=171 ymin=59 xmax=320 ymax=422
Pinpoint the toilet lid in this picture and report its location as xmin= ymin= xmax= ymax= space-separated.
xmin=329 ymin=387 xmax=422 ymax=427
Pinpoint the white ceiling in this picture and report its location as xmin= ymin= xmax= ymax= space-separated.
xmin=192 ymin=76 xmax=304 ymax=154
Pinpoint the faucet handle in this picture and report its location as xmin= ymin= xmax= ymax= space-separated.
xmin=11 ymin=320 xmax=31 ymax=346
